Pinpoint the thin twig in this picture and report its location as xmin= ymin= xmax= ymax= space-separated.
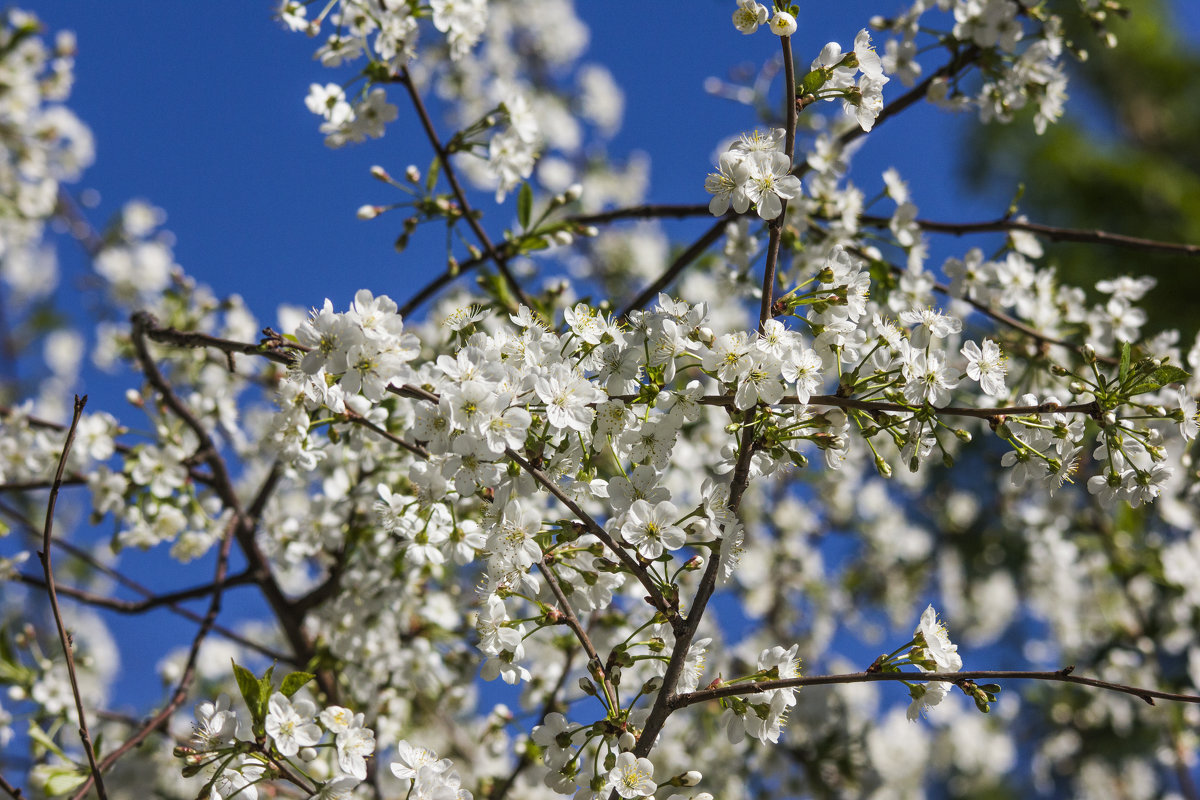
xmin=130 ymin=312 xmax=317 ymax=689
xmin=537 ymin=559 xmax=615 ymax=711
xmin=488 ymin=648 xmax=576 ymax=800
xmin=618 ymin=218 xmax=731 ymax=318
xmin=69 ymin=464 xmax=272 ymax=800
xmin=859 ymin=213 xmax=1200 ymax=257
xmin=139 ymin=320 xmax=298 ymax=365
xmin=670 ymin=667 xmax=1200 ymax=708
xmin=0 ymin=498 xmax=294 ymax=664
xmin=0 ymin=772 xmax=25 ymax=800
xmin=504 ymin=448 xmax=679 ymax=629
xmin=15 ymin=569 xmax=258 ymax=613
xmin=393 ymin=67 xmax=535 ymax=312
xmin=38 ymin=395 xmax=108 ymax=800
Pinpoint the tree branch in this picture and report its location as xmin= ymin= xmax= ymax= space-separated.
xmin=503 ymin=448 xmax=679 ymax=629
xmin=130 ymin=312 xmax=316 ymax=687
xmin=393 ymin=67 xmax=535 ymax=312
xmin=860 ymin=213 xmax=1200 ymax=257
xmin=537 ymin=559 xmax=615 ymax=712
xmin=38 ymin=395 xmax=108 ymax=800
xmin=671 ymin=667 xmax=1200 ymax=709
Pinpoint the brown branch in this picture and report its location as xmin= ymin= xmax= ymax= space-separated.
xmin=606 ymin=391 xmax=1099 ymax=421
xmin=139 ymin=319 xmax=298 ymax=365
xmin=38 ymin=395 xmax=107 ymax=800
xmin=392 ymin=67 xmax=535 ymax=312
xmin=0 ymin=772 xmax=25 ymax=800
xmin=670 ymin=667 xmax=1200 ymax=709
xmin=821 ymin=46 xmax=981 ymax=176
xmin=130 ymin=313 xmax=320 ymax=689
xmin=859 ymin=213 xmax=1200 ymax=257
xmin=630 ymin=35 xmax=800 ymax=768
xmin=397 ymin=251 xmax=490 ymax=318
xmin=537 ymin=559 xmax=615 ymax=711
xmin=345 ymin=409 xmax=429 ymax=459
xmin=570 ymin=204 xmax=711 ymax=227
xmin=0 ymin=476 xmax=88 ymax=493
xmin=618 ymin=218 xmax=731 ymax=319
xmin=488 ymin=648 xmax=576 ymax=800
xmin=69 ymin=481 xmax=246 ymax=800
xmin=503 ymin=448 xmax=679 ymax=629
xmin=15 ymin=569 xmax=258 ymax=613
xmin=0 ymin=498 xmax=294 ymax=664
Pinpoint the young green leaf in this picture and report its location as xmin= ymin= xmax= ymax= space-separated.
xmin=280 ymin=671 xmax=316 ymax=698
xmin=517 ymin=182 xmax=533 ymax=230
xmin=231 ymin=660 xmax=262 ymax=723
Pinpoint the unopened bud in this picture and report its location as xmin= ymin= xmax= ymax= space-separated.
xmin=874 ymin=455 xmax=892 ymax=478
xmin=370 ymin=165 xmax=390 ymax=181
xmin=642 ymin=677 xmax=662 ymax=694
xmin=578 ymin=677 xmax=597 ymax=696
xmin=1081 ymin=344 xmax=1096 ymax=364
xmin=356 ymin=204 xmax=381 ymax=220
xmin=954 ymin=428 xmax=972 ymax=443
xmin=405 ymin=165 xmax=421 ymax=183
xmin=299 ymin=747 xmax=318 ymax=762
xmin=552 ymin=230 xmax=574 ymax=246
xmin=618 ymin=731 xmax=636 ymax=751
xmin=565 ymin=183 xmax=583 ymax=202
xmin=680 ymin=770 xmax=702 ymax=786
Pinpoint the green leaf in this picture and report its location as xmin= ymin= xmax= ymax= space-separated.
xmin=799 ymin=68 xmax=827 ymax=96
xmin=517 ymin=182 xmax=533 ymax=230
xmin=425 ymin=155 xmax=441 ymax=193
xmin=1152 ymin=364 xmax=1191 ymax=386
xmin=280 ymin=671 xmax=316 ymax=698
xmin=30 ymin=763 xmax=87 ymax=797
xmin=1118 ymin=341 xmax=1132 ymax=383
xmin=231 ymin=660 xmax=262 ymax=723
xmin=259 ymin=664 xmax=277 ymax=708
xmin=1126 ymin=381 xmax=1163 ymax=397
xmin=27 ymin=722 xmax=70 ymax=761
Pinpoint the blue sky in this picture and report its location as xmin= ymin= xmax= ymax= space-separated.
xmin=28 ymin=0 xmax=1016 ymax=317
xmin=17 ymin=0 xmax=1200 ymax=724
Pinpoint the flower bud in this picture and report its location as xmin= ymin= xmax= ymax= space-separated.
xmin=579 ymin=677 xmax=597 ymax=696
xmin=405 ymin=164 xmax=421 ymax=183
xmin=356 ymin=205 xmax=381 ymax=220
xmin=299 ymin=747 xmax=318 ymax=762
xmin=565 ymin=183 xmax=583 ymax=202
xmin=618 ymin=731 xmax=636 ymax=751
xmin=370 ymin=165 xmax=390 ymax=181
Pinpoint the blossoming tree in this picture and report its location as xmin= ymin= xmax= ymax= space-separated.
xmin=2 ymin=1 xmax=1200 ymax=799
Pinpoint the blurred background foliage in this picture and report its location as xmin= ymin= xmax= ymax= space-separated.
xmin=965 ymin=0 xmax=1200 ymax=343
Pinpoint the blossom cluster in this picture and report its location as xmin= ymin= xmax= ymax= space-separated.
xmin=184 ymin=688 xmax=471 ymax=800
xmin=4 ymin=2 xmax=1200 ymax=800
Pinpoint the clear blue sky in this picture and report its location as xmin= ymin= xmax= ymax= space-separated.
xmin=18 ymin=0 xmax=1200 ymax=716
